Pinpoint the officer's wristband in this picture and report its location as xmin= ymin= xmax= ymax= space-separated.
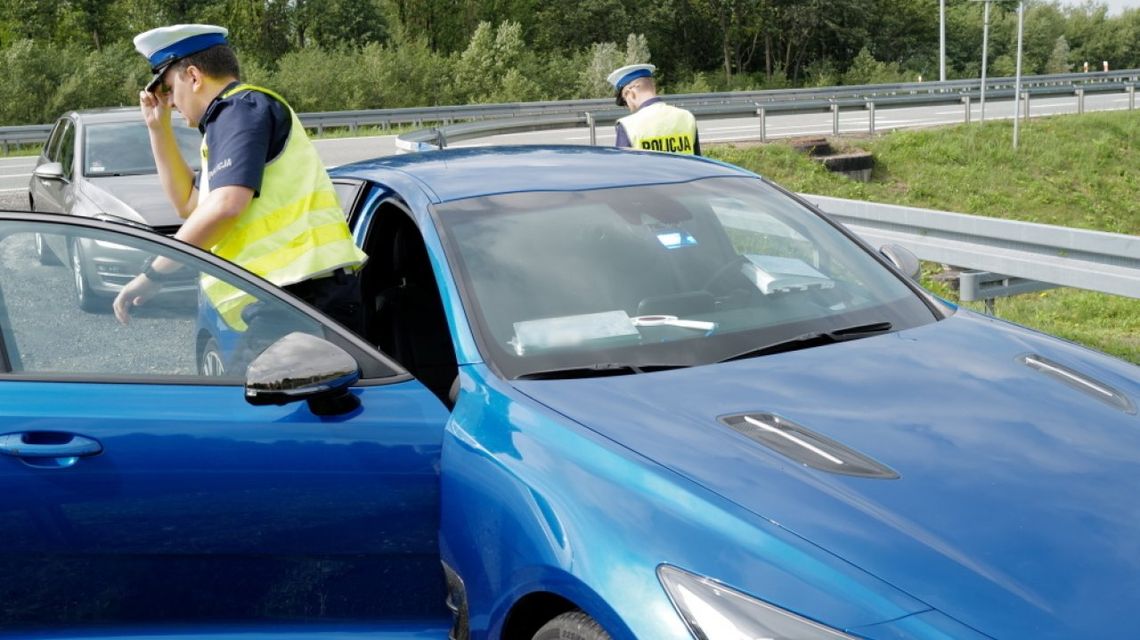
xmin=141 ymin=256 xmax=179 ymax=283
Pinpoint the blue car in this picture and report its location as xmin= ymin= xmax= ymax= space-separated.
xmin=1 ymin=146 xmax=1137 ymax=640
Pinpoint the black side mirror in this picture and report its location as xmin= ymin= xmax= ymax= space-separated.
xmin=879 ymin=243 xmax=921 ymax=282
xmin=245 ymin=332 xmax=361 ymax=416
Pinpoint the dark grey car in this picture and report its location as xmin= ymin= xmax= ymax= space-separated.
xmin=27 ymin=108 xmax=201 ymax=311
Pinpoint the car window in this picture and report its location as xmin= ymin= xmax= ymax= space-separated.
xmin=57 ymin=122 xmax=76 ymax=181
xmin=84 ymin=122 xmax=201 ymax=177
xmin=0 ymin=219 xmax=325 ymax=382
xmin=437 ymin=176 xmax=937 ymax=378
xmin=43 ymin=118 xmax=68 ymax=163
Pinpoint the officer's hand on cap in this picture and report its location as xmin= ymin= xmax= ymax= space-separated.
xmin=139 ymin=90 xmax=172 ymax=130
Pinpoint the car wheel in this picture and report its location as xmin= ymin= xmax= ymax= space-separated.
xmin=34 ymin=232 xmax=60 ymax=265
xmin=70 ymin=238 xmax=107 ymax=313
xmin=532 ymin=611 xmax=612 ymax=640
xmin=199 ymin=338 xmax=226 ymax=377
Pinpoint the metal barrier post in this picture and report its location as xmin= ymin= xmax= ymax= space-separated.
xmin=1076 ymin=88 xmax=1085 ymax=114
xmin=1022 ymin=91 xmax=1031 ymax=120
xmin=1129 ymin=85 xmax=1136 ymax=110
xmin=586 ymin=112 xmax=596 ymax=145
xmin=867 ymin=101 xmax=876 ymax=135
xmin=831 ymin=102 xmax=840 ymax=135
xmin=756 ymin=106 xmax=767 ymax=143
xmin=962 ymin=95 xmax=971 ymax=124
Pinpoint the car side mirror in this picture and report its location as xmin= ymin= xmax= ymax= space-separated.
xmin=879 ymin=243 xmax=921 ymax=282
xmin=33 ymin=162 xmax=65 ymax=182
xmin=244 ymin=332 xmax=361 ymax=416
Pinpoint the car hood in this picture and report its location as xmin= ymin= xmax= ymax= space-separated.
xmin=81 ymin=175 xmax=184 ymax=228
xmin=514 ymin=310 xmax=1140 ymax=639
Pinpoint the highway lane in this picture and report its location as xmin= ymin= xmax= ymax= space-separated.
xmin=2 ymin=90 xmax=1133 ymax=198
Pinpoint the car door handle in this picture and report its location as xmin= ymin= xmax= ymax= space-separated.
xmin=0 ymin=432 xmax=103 ymax=459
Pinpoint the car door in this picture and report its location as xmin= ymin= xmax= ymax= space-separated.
xmin=0 ymin=213 xmax=451 ymax=634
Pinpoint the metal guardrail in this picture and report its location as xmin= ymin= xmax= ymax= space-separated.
xmin=802 ymin=194 xmax=1140 ymax=301
xmin=0 ymin=125 xmax=52 ymax=153
xmin=397 ymin=74 xmax=1138 ymax=151
xmin=4 ymin=69 xmax=1138 ymax=152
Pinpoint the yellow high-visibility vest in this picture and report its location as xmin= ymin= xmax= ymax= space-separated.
xmin=198 ymin=83 xmax=367 ymax=330
xmin=618 ymin=101 xmax=698 ymax=154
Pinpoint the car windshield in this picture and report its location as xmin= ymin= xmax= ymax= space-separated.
xmin=438 ymin=176 xmax=939 ymax=379
xmin=84 ymin=121 xmax=201 ymax=177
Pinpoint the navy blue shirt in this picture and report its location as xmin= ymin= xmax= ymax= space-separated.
xmin=197 ymin=82 xmax=291 ymax=197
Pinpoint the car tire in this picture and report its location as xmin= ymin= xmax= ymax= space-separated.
xmin=532 ymin=611 xmax=612 ymax=640
xmin=70 ymin=238 xmax=108 ymax=313
xmin=34 ymin=232 xmax=60 ymax=265
xmin=199 ymin=337 xmax=226 ymax=377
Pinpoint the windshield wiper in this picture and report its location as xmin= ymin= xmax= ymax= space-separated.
xmin=515 ymin=362 xmax=691 ymax=380
xmin=718 ymin=321 xmax=894 ymax=363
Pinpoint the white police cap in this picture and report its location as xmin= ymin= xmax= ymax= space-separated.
xmin=607 ymin=63 xmax=656 ymax=91
xmin=134 ymin=24 xmax=229 ymax=92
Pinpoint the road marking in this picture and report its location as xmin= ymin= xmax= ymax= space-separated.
xmin=0 ymin=187 xmax=27 ymax=193
xmin=0 ymin=172 xmax=31 ymax=178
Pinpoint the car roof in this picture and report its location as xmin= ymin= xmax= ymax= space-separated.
xmin=331 ymin=145 xmax=756 ymax=203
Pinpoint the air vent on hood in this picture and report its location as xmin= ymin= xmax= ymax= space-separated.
xmin=1019 ymin=354 xmax=1136 ymax=414
xmin=719 ymin=413 xmax=899 ymax=479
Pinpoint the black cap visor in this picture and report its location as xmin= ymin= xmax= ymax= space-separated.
xmin=145 ymin=60 xmax=175 ymax=94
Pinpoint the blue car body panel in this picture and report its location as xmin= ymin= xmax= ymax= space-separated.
xmin=4 ymin=146 xmax=1139 ymax=639
xmin=0 ymin=378 xmax=450 ymax=634
xmin=511 ymin=310 xmax=1140 ymax=639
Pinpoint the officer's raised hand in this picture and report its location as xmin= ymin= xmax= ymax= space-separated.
xmin=139 ymin=87 xmax=172 ymax=130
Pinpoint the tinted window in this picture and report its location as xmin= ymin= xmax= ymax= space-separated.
xmin=57 ymin=123 xmax=76 ymax=180
xmin=84 ymin=121 xmax=201 ymax=177
xmin=0 ymin=221 xmax=323 ymax=381
xmin=438 ymin=176 xmax=936 ymax=377
xmin=43 ymin=118 xmax=68 ymax=163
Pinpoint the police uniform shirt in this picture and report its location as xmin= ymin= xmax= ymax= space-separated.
xmin=196 ymin=81 xmax=292 ymax=196
xmin=614 ymin=98 xmax=702 ymax=155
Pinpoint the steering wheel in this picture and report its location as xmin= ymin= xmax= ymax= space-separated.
xmin=703 ymin=255 xmax=750 ymax=294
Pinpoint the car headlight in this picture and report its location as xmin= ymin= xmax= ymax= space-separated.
xmin=658 ymin=565 xmax=858 ymax=640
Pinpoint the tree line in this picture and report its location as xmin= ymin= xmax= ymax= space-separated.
xmin=1 ymin=0 xmax=1137 ymax=126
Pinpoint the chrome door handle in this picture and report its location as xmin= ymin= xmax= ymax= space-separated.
xmin=0 ymin=432 xmax=103 ymax=458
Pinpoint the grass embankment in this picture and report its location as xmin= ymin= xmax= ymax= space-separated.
xmin=707 ymin=111 xmax=1140 ymax=364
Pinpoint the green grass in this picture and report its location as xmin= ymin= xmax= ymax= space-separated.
xmin=0 ymin=145 xmax=41 ymax=157
xmin=707 ymin=111 xmax=1140 ymax=364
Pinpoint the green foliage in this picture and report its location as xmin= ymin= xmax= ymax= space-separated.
xmin=270 ymin=47 xmax=364 ymax=112
xmin=843 ymin=48 xmax=908 ymax=86
xmin=0 ymin=40 xmax=81 ymax=124
xmin=1046 ymin=35 xmax=1072 ymax=74
xmin=2 ymin=0 xmax=1140 ymax=125
xmin=49 ymin=44 xmax=142 ymax=114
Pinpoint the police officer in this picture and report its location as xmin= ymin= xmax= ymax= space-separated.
xmin=113 ymin=24 xmax=369 ymax=336
xmin=608 ymin=63 xmax=701 ymax=156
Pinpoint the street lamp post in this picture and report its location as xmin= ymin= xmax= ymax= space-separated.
xmin=940 ymin=0 xmax=947 ymax=82
xmin=1013 ymin=1 xmax=1025 ymax=149
xmin=981 ymin=0 xmax=991 ymax=121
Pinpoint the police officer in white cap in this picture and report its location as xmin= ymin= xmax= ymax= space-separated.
xmin=608 ymin=63 xmax=700 ymax=155
xmin=114 ymin=24 xmax=368 ymax=342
